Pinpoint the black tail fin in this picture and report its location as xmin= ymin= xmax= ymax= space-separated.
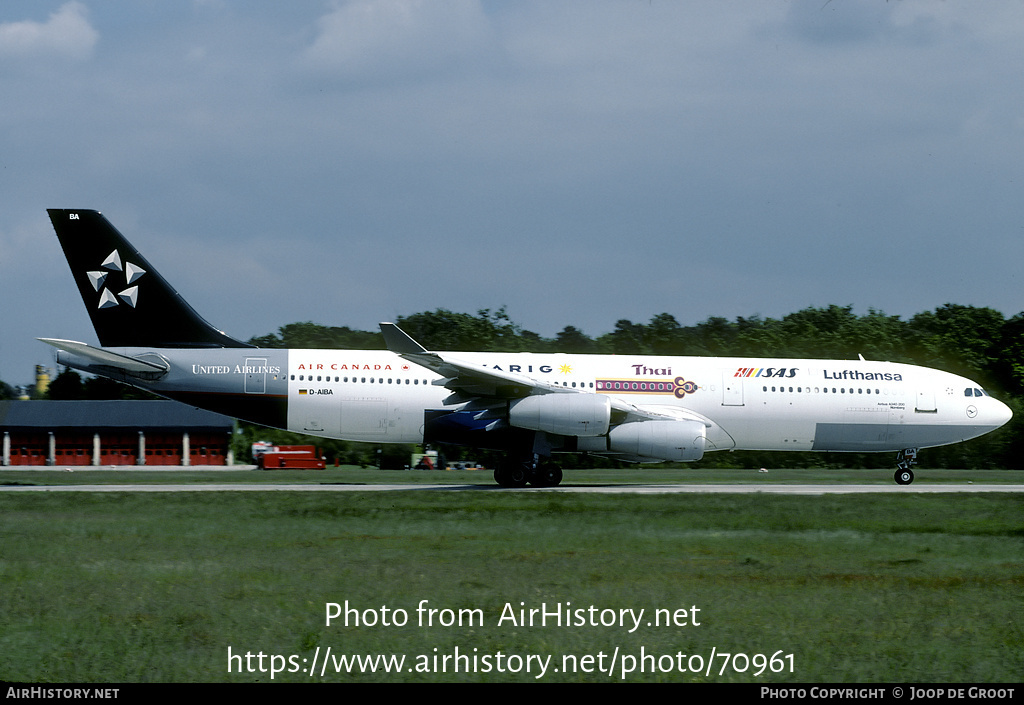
xmin=48 ymin=209 xmax=252 ymax=348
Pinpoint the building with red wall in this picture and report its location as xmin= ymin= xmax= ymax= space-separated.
xmin=0 ymin=401 xmax=234 ymax=467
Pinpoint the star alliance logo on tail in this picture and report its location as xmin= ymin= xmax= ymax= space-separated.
xmin=86 ymin=249 xmax=146 ymax=310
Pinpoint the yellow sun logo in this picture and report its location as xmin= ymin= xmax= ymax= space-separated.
xmin=559 ymin=364 xmax=572 ymax=374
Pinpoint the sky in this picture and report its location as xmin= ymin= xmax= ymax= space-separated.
xmin=2 ymin=1 xmax=1023 ymax=385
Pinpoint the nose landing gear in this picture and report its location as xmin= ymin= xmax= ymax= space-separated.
xmin=894 ymin=448 xmax=918 ymax=485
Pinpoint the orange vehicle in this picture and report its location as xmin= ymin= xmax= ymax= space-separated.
xmin=255 ymin=444 xmax=325 ymax=469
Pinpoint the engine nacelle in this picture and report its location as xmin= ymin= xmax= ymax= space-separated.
xmin=607 ymin=420 xmax=706 ymax=462
xmin=509 ymin=394 xmax=611 ymax=437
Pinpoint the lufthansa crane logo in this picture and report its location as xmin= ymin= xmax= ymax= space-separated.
xmin=86 ymin=250 xmax=146 ymax=309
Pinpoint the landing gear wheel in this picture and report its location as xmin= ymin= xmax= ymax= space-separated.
xmin=530 ymin=463 xmax=563 ymax=488
xmin=893 ymin=448 xmax=919 ymax=485
xmin=895 ymin=467 xmax=914 ymax=485
xmin=494 ymin=460 xmax=529 ymax=488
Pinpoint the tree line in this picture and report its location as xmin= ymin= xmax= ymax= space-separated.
xmin=247 ymin=303 xmax=1022 ymax=470
xmin=251 ymin=305 xmax=1017 ymax=383
xmin=22 ymin=303 xmax=1023 ymax=469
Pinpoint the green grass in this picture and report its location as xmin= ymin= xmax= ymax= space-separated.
xmin=1 ymin=489 xmax=1021 ymax=682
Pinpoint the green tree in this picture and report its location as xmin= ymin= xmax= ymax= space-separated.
xmin=994 ymin=313 xmax=1024 ymax=396
xmin=250 ymin=321 xmax=384 ymax=350
xmin=395 ymin=309 xmax=497 ymax=351
xmin=601 ymin=319 xmax=649 ymax=354
xmin=47 ymin=369 xmax=84 ymax=400
xmin=554 ymin=325 xmax=596 ymax=354
xmin=907 ymin=304 xmax=1006 ymax=383
xmin=646 ymin=313 xmax=684 ymax=355
xmin=394 ymin=307 xmax=543 ymax=352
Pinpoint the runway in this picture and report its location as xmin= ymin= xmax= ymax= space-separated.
xmin=3 ymin=483 xmax=1024 ymax=494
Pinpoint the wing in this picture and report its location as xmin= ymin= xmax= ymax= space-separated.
xmin=379 ymin=322 xmax=671 ymax=426
xmin=380 ymin=323 xmax=712 ymax=462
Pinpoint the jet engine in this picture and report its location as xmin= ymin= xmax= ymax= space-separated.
xmin=508 ymin=394 xmax=612 ymax=437
xmin=607 ymin=419 xmax=706 ymax=462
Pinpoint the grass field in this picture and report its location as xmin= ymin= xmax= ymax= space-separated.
xmin=1 ymin=469 xmax=1022 ymax=683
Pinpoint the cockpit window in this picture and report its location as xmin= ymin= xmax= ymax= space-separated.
xmin=965 ymin=388 xmax=989 ymax=397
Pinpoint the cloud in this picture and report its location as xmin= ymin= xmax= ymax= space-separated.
xmin=778 ymin=0 xmax=959 ymax=47
xmin=0 ymin=1 xmax=98 ymax=61
xmin=782 ymin=0 xmax=897 ymax=44
xmin=302 ymin=0 xmax=491 ymax=80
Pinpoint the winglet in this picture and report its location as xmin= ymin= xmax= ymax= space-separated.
xmin=379 ymin=322 xmax=429 ymax=355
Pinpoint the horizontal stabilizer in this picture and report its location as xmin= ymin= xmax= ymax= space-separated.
xmin=38 ymin=338 xmax=168 ymax=374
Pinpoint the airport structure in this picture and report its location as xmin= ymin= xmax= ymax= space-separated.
xmin=0 ymin=400 xmax=234 ymax=466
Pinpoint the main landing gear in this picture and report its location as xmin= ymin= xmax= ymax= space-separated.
xmin=493 ymin=457 xmax=563 ymax=488
xmin=894 ymin=448 xmax=918 ymax=485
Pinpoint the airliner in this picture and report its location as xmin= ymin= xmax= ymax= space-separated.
xmin=41 ymin=209 xmax=1012 ymax=486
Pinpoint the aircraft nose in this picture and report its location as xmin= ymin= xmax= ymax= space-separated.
xmin=990 ymin=398 xmax=1013 ymax=429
